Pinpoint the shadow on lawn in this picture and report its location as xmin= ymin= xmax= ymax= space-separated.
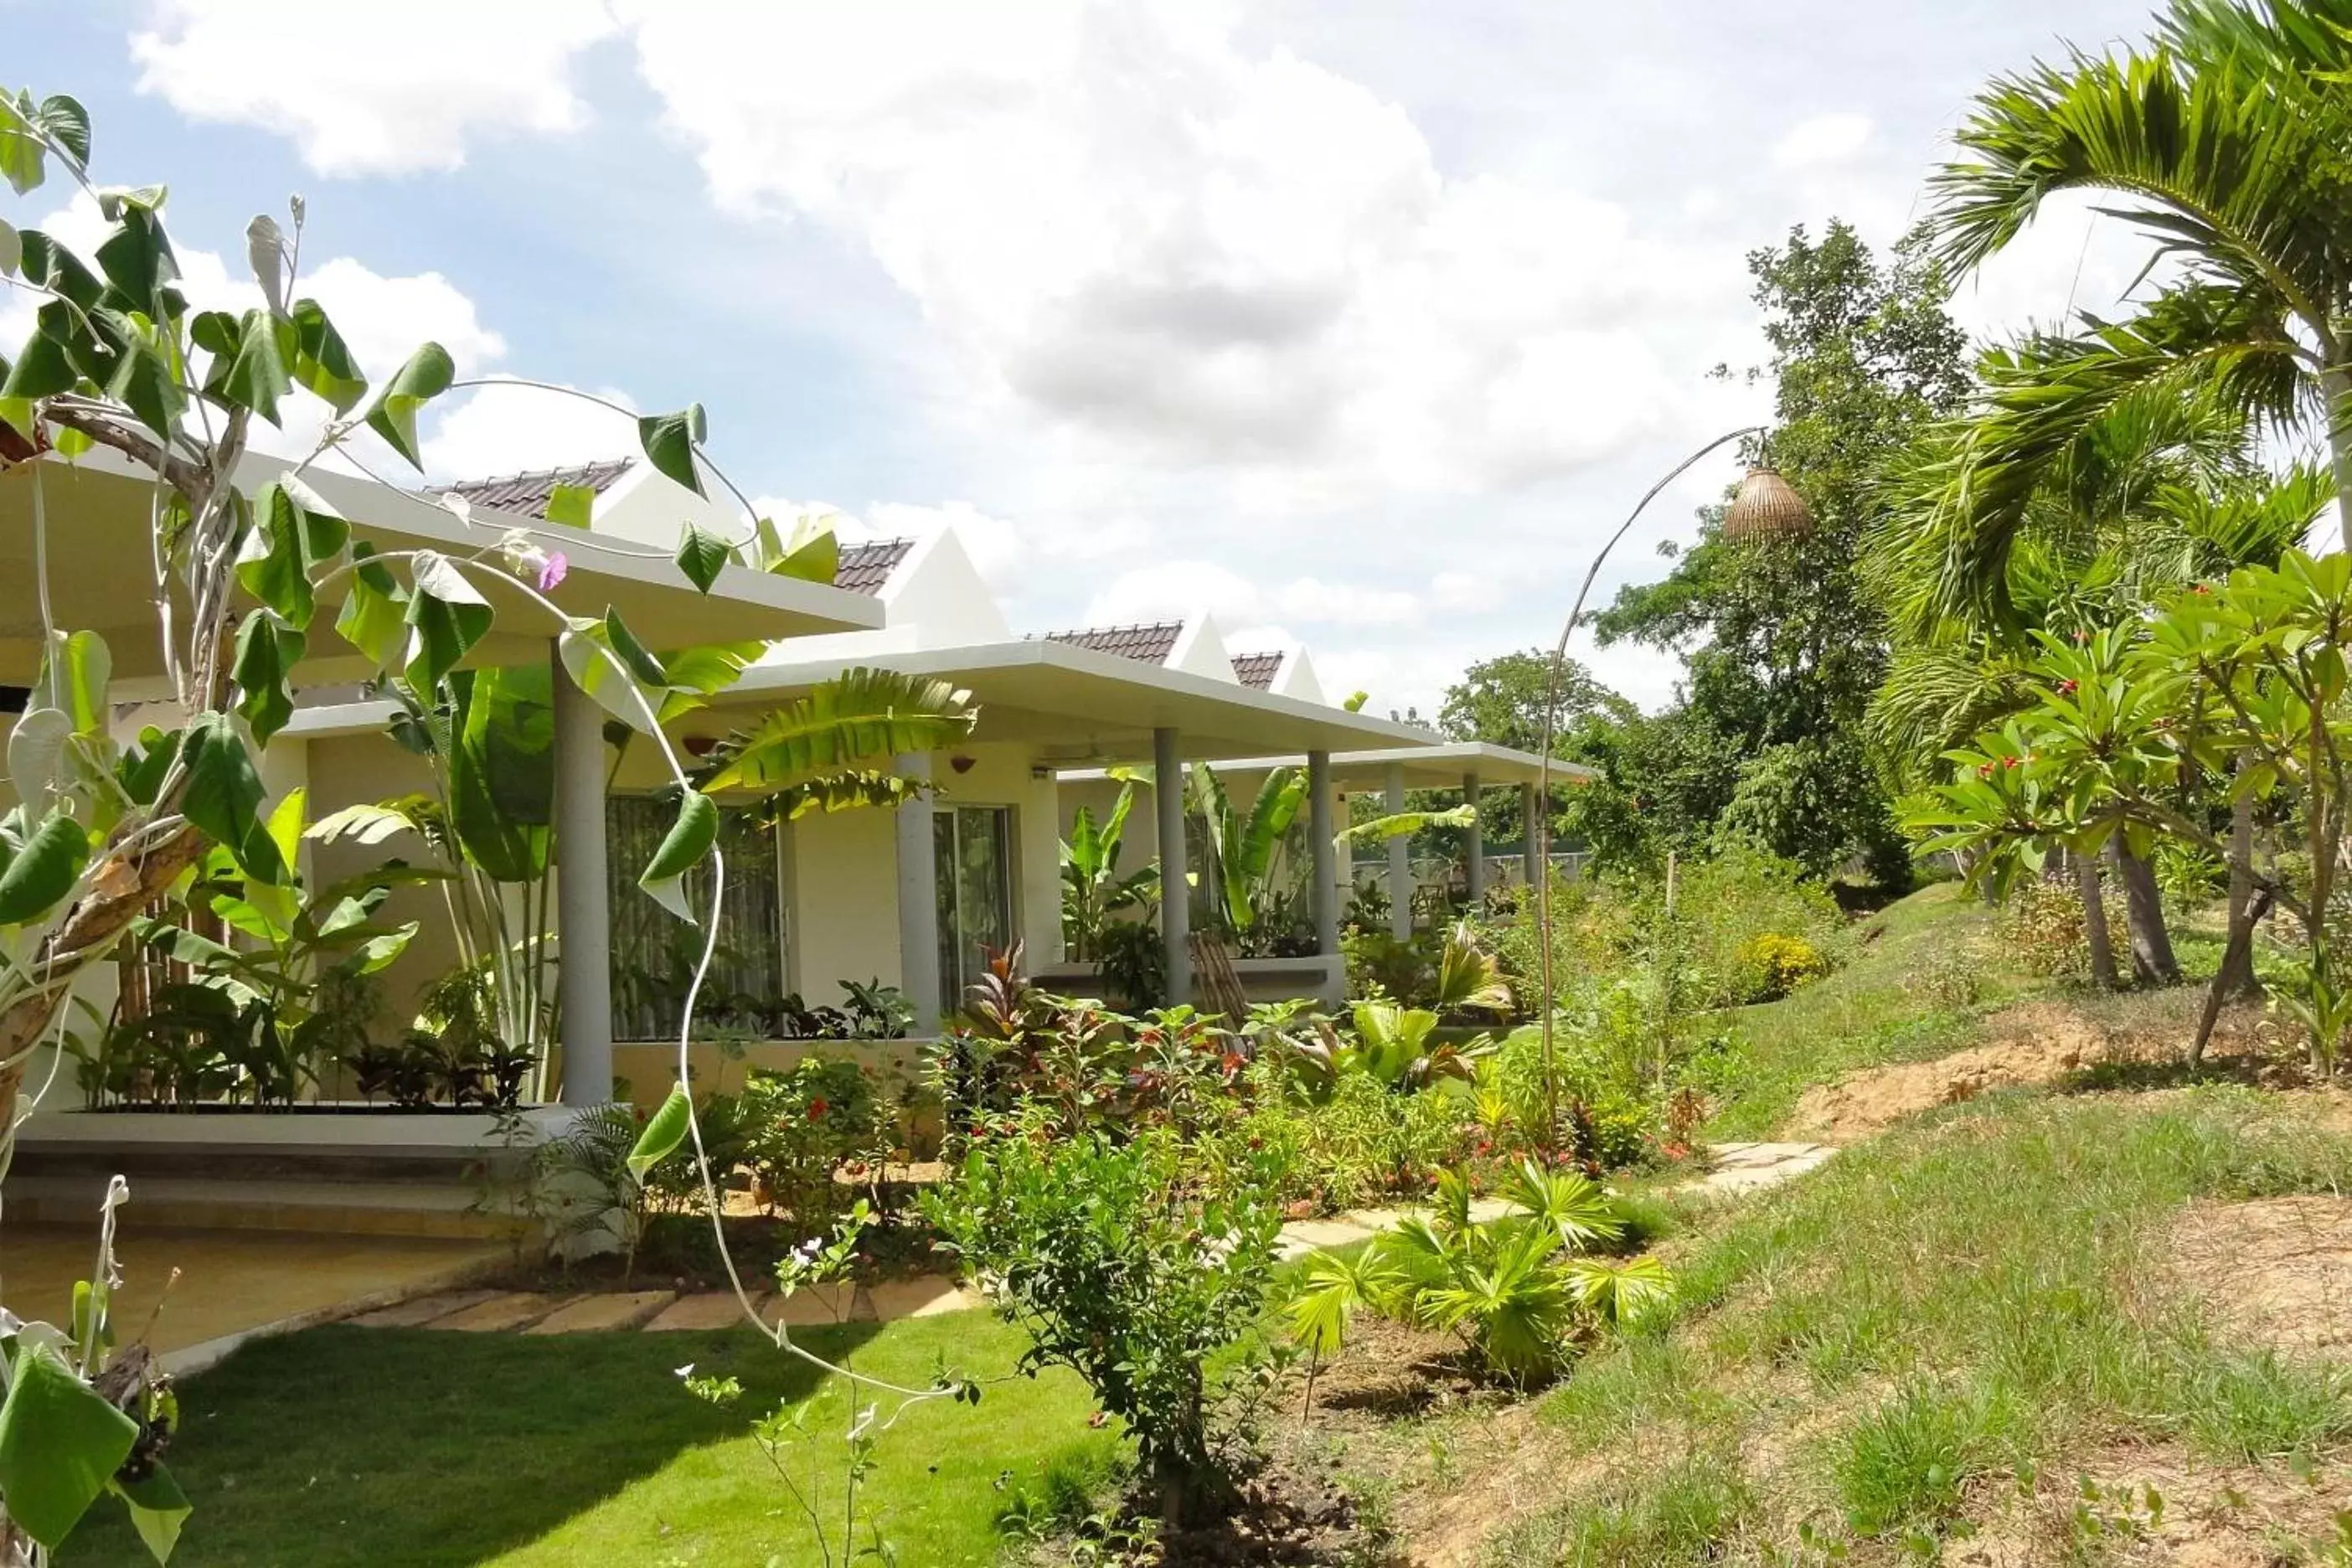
xmin=59 ymin=1319 xmax=884 ymax=1568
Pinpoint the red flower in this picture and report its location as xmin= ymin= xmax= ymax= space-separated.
xmin=807 ymin=1098 xmax=828 ymax=1120
xmin=2059 ymin=679 xmax=2077 ymax=694
xmin=2192 ymin=583 xmax=2211 ymax=596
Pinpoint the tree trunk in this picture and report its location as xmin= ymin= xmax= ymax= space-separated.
xmin=2323 ymin=363 xmax=2352 ymax=554
xmin=2218 ymin=791 xmax=2259 ymax=999
xmin=2193 ymin=888 xmax=2275 ymax=1069
xmin=2076 ymin=851 xmax=2117 ymax=992
xmin=2110 ymin=840 xmax=2179 ymax=986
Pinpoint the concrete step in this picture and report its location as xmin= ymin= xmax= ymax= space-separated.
xmin=3 ymin=1173 xmax=526 ymax=1240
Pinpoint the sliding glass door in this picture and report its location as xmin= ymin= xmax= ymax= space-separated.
xmin=606 ymin=797 xmax=783 ymax=1040
xmin=934 ymin=806 xmax=1014 ymax=1003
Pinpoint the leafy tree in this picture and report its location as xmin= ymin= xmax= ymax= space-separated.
xmin=1436 ymin=650 xmax=1635 ymax=848
xmin=1583 ymin=220 xmax=1968 ymax=881
xmin=1906 ymin=550 xmax=2352 ymax=1065
xmin=1875 ymin=358 xmax=2326 ymax=984
xmin=1060 ymin=781 xmax=1159 ymax=960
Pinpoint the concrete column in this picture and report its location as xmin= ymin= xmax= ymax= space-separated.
xmin=551 ymin=647 xmax=613 ymax=1106
xmin=894 ymin=751 xmax=942 ymax=1035
xmin=1385 ymin=761 xmax=1411 ymax=940
xmin=1308 ymin=751 xmax=1338 ymax=957
xmin=1154 ymin=727 xmax=1190 ymax=1005
xmin=1462 ymin=769 xmax=1485 ymax=908
xmin=1521 ymin=781 xmax=1541 ymax=885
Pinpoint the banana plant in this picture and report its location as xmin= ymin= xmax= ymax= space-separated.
xmin=1060 ymin=781 xmax=1159 ymax=959
xmin=699 ymin=666 xmax=980 ymax=810
xmin=1189 ymin=763 xmax=1308 ymax=940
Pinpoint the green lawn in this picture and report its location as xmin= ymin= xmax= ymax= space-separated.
xmin=59 ymin=1313 xmax=1114 ymax=1568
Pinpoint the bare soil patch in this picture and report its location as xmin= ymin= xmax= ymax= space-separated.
xmin=1789 ymin=1003 xmax=2123 ymax=1141
xmin=2171 ymin=1194 xmax=2352 ymax=1355
xmin=1949 ymin=1439 xmax=2352 ymax=1565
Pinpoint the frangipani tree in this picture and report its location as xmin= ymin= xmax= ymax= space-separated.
xmin=0 ymin=93 xmax=974 ymax=1560
xmin=1906 ymin=549 xmax=2352 ymax=1067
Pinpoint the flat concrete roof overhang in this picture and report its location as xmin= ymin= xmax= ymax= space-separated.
xmin=1153 ymin=740 xmax=1596 ymax=790
xmin=717 ymin=639 xmax=1447 ymax=763
xmin=0 ymin=449 xmax=884 ymax=687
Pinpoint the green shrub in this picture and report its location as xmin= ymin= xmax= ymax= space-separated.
xmin=1480 ymin=1024 xmax=1665 ymax=1172
xmin=1995 ymin=876 xmax=2124 ymax=982
xmin=1730 ymin=931 xmax=1828 ymax=1003
xmin=1341 ymin=926 xmax=1436 ymax=1002
xmin=1910 ymin=943 xmax=1986 ymax=1008
xmin=1209 ymin=1066 xmax=1465 ymax=1214
xmin=739 ymin=1055 xmax=885 ymax=1225
xmin=1488 ymin=849 xmax=1843 ymax=1015
xmin=926 ymin=1123 xmax=1286 ymax=1524
xmin=1286 ymin=1163 xmax=1673 ymax=1387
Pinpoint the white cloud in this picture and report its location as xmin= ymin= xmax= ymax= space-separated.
xmin=419 ymin=379 xmax=637 ymax=482
xmin=1772 ymin=112 xmax=1875 ymax=171
xmin=130 ymin=0 xmax=620 ymax=176
xmin=617 ymin=1 xmax=1732 ymax=503
xmin=1078 ymin=558 xmax=1436 ymax=633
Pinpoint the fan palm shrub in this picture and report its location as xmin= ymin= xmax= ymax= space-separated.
xmin=1285 ymin=1160 xmax=1671 ymax=1390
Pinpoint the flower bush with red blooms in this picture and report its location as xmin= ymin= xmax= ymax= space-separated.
xmin=738 ymin=1055 xmax=884 ymax=1226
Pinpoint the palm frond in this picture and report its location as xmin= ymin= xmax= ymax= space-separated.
xmin=701 ymin=668 xmax=978 ymax=792
xmin=1931 ymin=44 xmax=2348 ymax=329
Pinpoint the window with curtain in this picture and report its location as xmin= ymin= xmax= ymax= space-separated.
xmin=934 ymin=805 xmax=1014 ymax=1003
xmin=606 ymin=796 xmax=784 ymax=1041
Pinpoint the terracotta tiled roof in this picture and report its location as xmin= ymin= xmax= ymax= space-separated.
xmin=431 ymin=457 xmax=637 ymax=520
xmin=835 ymin=538 xmax=914 ymax=596
xmin=1040 ymin=621 xmax=1184 ymax=665
xmin=1230 ymin=651 xmax=1282 ymax=689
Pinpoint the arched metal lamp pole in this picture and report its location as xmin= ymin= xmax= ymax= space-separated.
xmin=1529 ymin=426 xmax=1813 ymax=1154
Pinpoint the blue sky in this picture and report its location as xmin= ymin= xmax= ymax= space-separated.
xmin=20 ymin=1 xmax=2169 ymax=717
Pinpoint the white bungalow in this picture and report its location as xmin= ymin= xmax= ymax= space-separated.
xmin=6 ymin=451 xmax=1462 ymax=1132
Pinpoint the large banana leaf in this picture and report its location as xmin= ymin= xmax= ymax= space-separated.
xmin=703 ymin=668 xmax=977 ymax=792
xmin=448 ymin=666 xmax=553 ymax=884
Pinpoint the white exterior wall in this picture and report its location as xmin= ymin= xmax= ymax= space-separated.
xmin=786 ymin=803 xmax=904 ymax=1005
xmin=1165 ymin=613 xmax=1240 ymax=683
xmin=754 ymin=529 xmax=1008 ymax=665
xmin=578 ymin=461 xmax=745 ymax=554
xmin=303 ymin=730 xmax=448 ymax=1035
xmin=1270 ymin=648 xmax=1327 ymax=704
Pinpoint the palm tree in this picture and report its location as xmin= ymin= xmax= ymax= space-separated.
xmin=1921 ymin=0 xmax=2352 ymax=629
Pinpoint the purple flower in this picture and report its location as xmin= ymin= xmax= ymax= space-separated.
xmin=538 ymin=551 xmax=570 ymax=592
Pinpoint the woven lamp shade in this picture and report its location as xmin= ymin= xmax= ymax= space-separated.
xmin=1723 ymin=466 xmax=1812 ymax=544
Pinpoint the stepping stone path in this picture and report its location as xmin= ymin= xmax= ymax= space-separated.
xmin=1698 ymin=1142 xmax=1836 ymax=1195
xmin=526 ymin=1291 xmax=676 ymax=1334
xmin=343 ymin=1142 xmax=1835 ymax=1335
xmin=430 ymin=1292 xmax=575 ymax=1333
